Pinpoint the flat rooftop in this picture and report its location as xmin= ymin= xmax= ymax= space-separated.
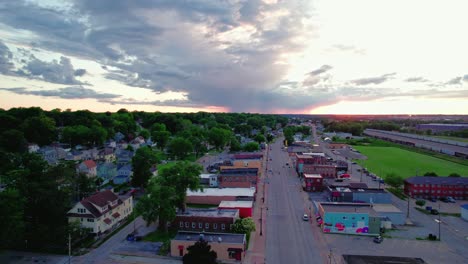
xmin=199 ymin=174 xmax=216 ymax=179
xmin=304 ymin=174 xmax=322 ymax=179
xmin=187 ymin=187 xmax=256 ymax=197
xmin=178 ymin=208 xmax=239 ymax=218
xmin=218 ymin=200 xmax=253 ymax=208
xmin=173 ymin=231 xmax=245 ymax=244
xmin=372 ymin=204 xmax=402 ymax=213
xmin=320 ymin=202 xmax=377 ymax=216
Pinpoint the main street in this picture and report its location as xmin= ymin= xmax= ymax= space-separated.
xmin=265 ymin=138 xmax=328 ymax=264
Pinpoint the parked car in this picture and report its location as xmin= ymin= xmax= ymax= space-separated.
xmin=302 ymin=214 xmax=309 ymax=221
xmin=373 ymin=235 xmax=383 ymax=244
xmin=430 ymin=209 xmax=439 ymax=215
xmin=440 ymin=197 xmax=449 ymax=203
xmin=430 ymin=197 xmax=437 ymax=202
xmin=447 ymin=197 xmax=456 ymax=203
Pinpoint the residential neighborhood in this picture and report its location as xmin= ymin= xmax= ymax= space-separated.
xmin=0 ymin=109 xmax=467 ymax=264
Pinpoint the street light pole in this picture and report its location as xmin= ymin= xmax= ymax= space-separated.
xmin=68 ymin=233 xmax=71 ymax=264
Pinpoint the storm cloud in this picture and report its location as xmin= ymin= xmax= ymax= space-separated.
xmin=1 ymin=86 xmax=120 ymax=99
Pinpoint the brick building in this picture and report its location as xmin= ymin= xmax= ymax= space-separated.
xmin=303 ymin=174 xmax=323 ymax=192
xmin=295 ymin=153 xmax=347 ymax=178
xmin=404 ymin=176 xmax=468 ymax=200
xmin=218 ymin=167 xmax=258 ymax=188
xmin=186 ymin=187 xmax=256 ymax=205
xmin=173 ymin=209 xmax=239 ymax=233
xmin=218 ymin=201 xmax=253 ymax=218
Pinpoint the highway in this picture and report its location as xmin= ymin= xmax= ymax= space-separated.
xmin=265 ymin=138 xmax=328 ymax=264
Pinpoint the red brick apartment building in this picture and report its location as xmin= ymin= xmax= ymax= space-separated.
xmin=173 ymin=209 xmax=239 ymax=233
xmin=404 ymin=176 xmax=468 ymax=200
xmin=303 ymin=174 xmax=323 ymax=192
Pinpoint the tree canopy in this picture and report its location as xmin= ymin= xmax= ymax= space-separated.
xmin=183 ymin=239 xmax=217 ymax=264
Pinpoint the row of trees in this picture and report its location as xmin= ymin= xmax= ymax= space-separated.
xmin=283 ymin=125 xmax=311 ymax=144
xmin=0 ymin=107 xmax=288 ymax=152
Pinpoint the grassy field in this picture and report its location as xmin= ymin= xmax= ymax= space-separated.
xmin=354 ymin=146 xmax=468 ymax=178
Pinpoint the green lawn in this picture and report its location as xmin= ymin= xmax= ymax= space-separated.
xmin=354 ymin=146 xmax=468 ymax=178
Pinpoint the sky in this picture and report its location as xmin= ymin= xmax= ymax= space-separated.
xmin=0 ymin=0 xmax=467 ymax=114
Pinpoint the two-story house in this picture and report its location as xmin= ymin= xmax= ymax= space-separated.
xmin=98 ymin=148 xmax=116 ymax=162
xmin=77 ymin=160 xmax=97 ymax=177
xmin=67 ymin=190 xmax=133 ymax=235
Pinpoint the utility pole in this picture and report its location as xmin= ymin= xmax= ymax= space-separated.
xmin=68 ymin=233 xmax=71 ymax=264
xmin=407 ymin=195 xmax=410 ymax=218
xmin=260 ymin=207 xmax=263 ymax=236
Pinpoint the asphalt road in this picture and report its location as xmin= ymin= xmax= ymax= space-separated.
xmin=265 ymin=138 xmax=327 ymax=264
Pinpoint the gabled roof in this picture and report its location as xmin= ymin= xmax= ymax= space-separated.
xmin=83 ymin=160 xmax=97 ymax=169
xmin=86 ymin=190 xmax=118 ymax=207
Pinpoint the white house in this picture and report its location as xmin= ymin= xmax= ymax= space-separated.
xmin=67 ymin=190 xmax=133 ymax=234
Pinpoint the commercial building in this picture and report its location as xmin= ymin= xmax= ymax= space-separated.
xmin=67 ymin=190 xmax=133 ymax=235
xmin=317 ymin=202 xmax=404 ymax=234
xmin=295 ymin=153 xmax=348 ymax=179
xmin=326 ymin=187 xmax=392 ymax=204
xmin=218 ymin=167 xmax=258 ymax=188
xmin=416 ymin=123 xmax=468 ymax=133
xmin=303 ymin=174 xmax=323 ymax=192
xmin=404 ymin=176 xmax=468 ymax=200
xmin=171 ymin=231 xmax=246 ymax=262
xmin=199 ymin=174 xmax=218 ymax=187
xmin=173 ymin=209 xmax=239 ymax=233
xmin=218 ymin=201 xmax=253 ymax=218
xmin=186 ymin=187 xmax=256 ymax=205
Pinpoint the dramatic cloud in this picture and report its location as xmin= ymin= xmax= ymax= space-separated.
xmin=19 ymin=56 xmax=85 ymax=85
xmin=0 ymin=41 xmax=14 ymax=73
xmin=351 ymin=73 xmax=396 ymax=85
xmin=0 ymin=86 xmax=120 ymax=99
xmin=405 ymin=77 xmax=428 ymax=82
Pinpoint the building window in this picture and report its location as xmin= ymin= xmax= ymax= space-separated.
xmin=192 ymin=222 xmax=196 ymax=228
xmin=213 ymin=223 xmax=218 ymax=230
xmin=87 ymin=218 xmax=94 ymax=222
xmin=205 ymin=223 xmax=210 ymax=229
xmin=342 ymin=216 xmax=347 ymax=220
xmin=230 ymin=224 xmax=233 ymax=230
xmin=361 ymin=217 xmax=365 ymax=220
xmin=185 ymin=222 xmax=189 ymax=228
xmin=228 ymin=250 xmax=237 ymax=259
xmin=199 ymin=223 xmax=203 ymax=229
xmin=180 ymin=221 xmax=184 ymax=228
xmin=221 ymin=224 xmax=225 ymax=230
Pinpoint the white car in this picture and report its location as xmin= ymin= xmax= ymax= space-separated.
xmin=302 ymin=214 xmax=309 ymax=221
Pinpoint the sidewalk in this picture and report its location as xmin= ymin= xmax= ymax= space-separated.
xmin=243 ymin=149 xmax=269 ymax=264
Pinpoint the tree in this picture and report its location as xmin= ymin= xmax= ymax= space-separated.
xmin=158 ymin=161 xmax=203 ymax=212
xmin=136 ymin=177 xmax=177 ymax=231
xmin=152 ymin=130 xmax=171 ymax=150
xmin=448 ymin=173 xmax=461 ymax=177
xmin=254 ymin=134 xmax=266 ymax=144
xmin=207 ymin=127 xmax=232 ymax=150
xmin=424 ymin=172 xmax=438 ymax=177
xmin=139 ymin=129 xmax=150 ymax=139
xmin=415 ymin=200 xmax=426 ymax=207
xmin=132 ymin=146 xmax=160 ymax=187
xmin=0 ymin=129 xmax=27 ymax=152
xmin=167 ymin=137 xmax=193 ymax=160
xmin=21 ymin=115 xmax=57 ymax=145
xmin=183 ymin=239 xmax=217 ymax=264
xmin=243 ymin=142 xmax=259 ymax=152
xmin=0 ymin=189 xmax=25 ymax=248
xmin=385 ymin=173 xmax=404 ymax=189
xmin=232 ymin=217 xmax=256 ymax=242
xmin=230 ymin=137 xmax=242 ymax=152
